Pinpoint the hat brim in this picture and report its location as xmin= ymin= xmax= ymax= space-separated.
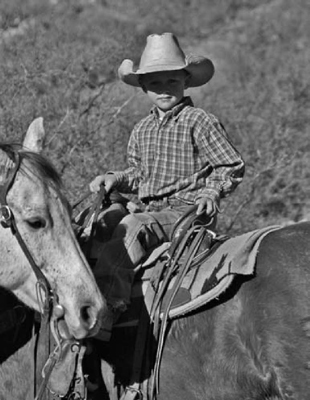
xmin=118 ymin=56 xmax=214 ymax=88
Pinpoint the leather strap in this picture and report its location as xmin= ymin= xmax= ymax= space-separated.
xmin=152 ymin=227 xmax=205 ymax=398
xmin=150 ymin=226 xmax=197 ymax=318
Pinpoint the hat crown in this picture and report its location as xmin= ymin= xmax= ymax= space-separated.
xmin=138 ymin=33 xmax=186 ymax=73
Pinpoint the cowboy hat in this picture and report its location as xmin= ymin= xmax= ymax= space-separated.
xmin=118 ymin=32 xmax=214 ymax=88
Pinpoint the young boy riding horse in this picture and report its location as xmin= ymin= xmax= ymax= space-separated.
xmin=89 ymin=32 xmax=245 ymax=340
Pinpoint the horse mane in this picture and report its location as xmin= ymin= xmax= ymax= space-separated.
xmin=0 ymin=142 xmax=62 ymax=190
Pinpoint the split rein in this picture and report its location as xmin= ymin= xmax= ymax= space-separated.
xmin=0 ymin=150 xmax=64 ymax=400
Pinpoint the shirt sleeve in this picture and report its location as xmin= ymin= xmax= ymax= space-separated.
xmin=195 ymin=113 xmax=245 ymax=202
xmin=111 ymin=127 xmax=142 ymax=194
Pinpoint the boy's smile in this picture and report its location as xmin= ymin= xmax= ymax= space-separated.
xmin=141 ymin=70 xmax=188 ymax=115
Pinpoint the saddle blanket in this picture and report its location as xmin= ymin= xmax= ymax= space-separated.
xmin=115 ymin=225 xmax=281 ymax=327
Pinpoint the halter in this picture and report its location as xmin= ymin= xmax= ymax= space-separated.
xmin=0 ymin=149 xmax=65 ymax=399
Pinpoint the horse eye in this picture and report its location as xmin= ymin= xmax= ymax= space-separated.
xmin=26 ymin=217 xmax=46 ymax=230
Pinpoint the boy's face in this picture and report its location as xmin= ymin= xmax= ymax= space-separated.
xmin=141 ymin=70 xmax=188 ymax=113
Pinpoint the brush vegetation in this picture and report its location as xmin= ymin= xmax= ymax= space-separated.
xmin=0 ymin=0 xmax=309 ymax=234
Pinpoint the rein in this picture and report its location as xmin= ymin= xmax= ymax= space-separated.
xmin=0 ymin=150 xmax=63 ymax=400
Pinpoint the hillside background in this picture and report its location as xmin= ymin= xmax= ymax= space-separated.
xmin=0 ymin=0 xmax=309 ymax=234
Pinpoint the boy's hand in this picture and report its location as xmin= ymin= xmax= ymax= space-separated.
xmin=89 ymin=173 xmax=117 ymax=193
xmin=195 ymin=197 xmax=218 ymax=217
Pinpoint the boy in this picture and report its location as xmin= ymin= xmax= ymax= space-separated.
xmin=90 ymin=32 xmax=245 ymax=339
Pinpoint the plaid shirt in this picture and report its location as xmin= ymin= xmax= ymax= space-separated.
xmin=113 ymin=97 xmax=244 ymax=204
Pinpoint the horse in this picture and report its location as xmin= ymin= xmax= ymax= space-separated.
xmin=93 ymin=220 xmax=310 ymax=400
xmin=0 ymin=119 xmax=105 ymax=399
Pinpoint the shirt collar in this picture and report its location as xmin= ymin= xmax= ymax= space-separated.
xmin=150 ymin=96 xmax=194 ymax=121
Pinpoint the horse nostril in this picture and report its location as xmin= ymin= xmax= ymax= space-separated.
xmin=81 ymin=304 xmax=97 ymax=329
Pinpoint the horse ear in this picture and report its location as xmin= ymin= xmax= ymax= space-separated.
xmin=23 ymin=117 xmax=45 ymax=153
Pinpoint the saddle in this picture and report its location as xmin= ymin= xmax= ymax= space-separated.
xmin=115 ymin=207 xmax=220 ymax=327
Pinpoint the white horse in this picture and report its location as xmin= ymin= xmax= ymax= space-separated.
xmin=0 ymin=118 xmax=105 ymax=399
xmin=0 ymin=118 xmax=105 ymax=338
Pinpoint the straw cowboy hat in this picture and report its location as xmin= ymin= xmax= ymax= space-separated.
xmin=118 ymin=32 xmax=214 ymax=88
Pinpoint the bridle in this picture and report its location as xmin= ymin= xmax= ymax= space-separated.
xmin=0 ymin=151 xmax=55 ymax=316
xmin=0 ymin=149 xmax=64 ymax=399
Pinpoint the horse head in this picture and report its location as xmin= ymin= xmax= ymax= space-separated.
xmin=0 ymin=118 xmax=105 ymax=340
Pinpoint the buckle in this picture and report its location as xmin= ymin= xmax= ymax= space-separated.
xmin=0 ymin=205 xmax=12 ymax=228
